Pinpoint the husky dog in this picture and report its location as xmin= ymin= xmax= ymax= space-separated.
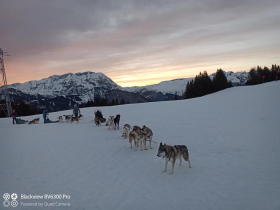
xmin=107 ymin=116 xmax=114 ymax=130
xmin=63 ymin=115 xmax=71 ymax=123
xmin=94 ymin=117 xmax=101 ymax=126
xmin=132 ymin=126 xmax=142 ymax=135
xmin=122 ymin=124 xmax=132 ymax=139
xmin=28 ymin=118 xmax=40 ymax=125
xmin=157 ymin=143 xmax=191 ymax=175
xmin=129 ymin=130 xmax=146 ymax=151
xmin=78 ymin=114 xmax=83 ymax=119
xmin=114 ymin=114 xmax=121 ymax=130
xmin=71 ymin=115 xmax=79 ymax=123
xmin=58 ymin=116 xmax=63 ymax=123
xmin=142 ymin=125 xmax=153 ymax=150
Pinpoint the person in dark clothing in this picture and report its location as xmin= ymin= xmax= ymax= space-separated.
xmin=43 ymin=109 xmax=50 ymax=123
xmin=12 ymin=109 xmax=17 ymax=124
xmin=73 ymin=104 xmax=81 ymax=117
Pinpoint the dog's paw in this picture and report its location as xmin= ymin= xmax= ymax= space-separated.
xmin=162 ymin=170 xmax=166 ymax=173
xmin=169 ymin=173 xmax=173 ymax=175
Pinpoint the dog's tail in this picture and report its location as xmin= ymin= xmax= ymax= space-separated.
xmin=182 ymin=146 xmax=190 ymax=161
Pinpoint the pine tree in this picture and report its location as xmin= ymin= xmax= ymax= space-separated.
xmin=100 ymin=98 xmax=108 ymax=106
xmin=174 ymin=92 xmax=178 ymax=100
xmin=111 ymin=99 xmax=116 ymax=106
xmin=212 ymin=69 xmax=228 ymax=91
xmin=246 ymin=68 xmax=257 ymax=85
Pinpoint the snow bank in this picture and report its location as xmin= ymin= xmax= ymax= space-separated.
xmin=0 ymin=82 xmax=279 ymax=210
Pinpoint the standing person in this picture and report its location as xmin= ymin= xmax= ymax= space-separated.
xmin=73 ymin=104 xmax=81 ymax=118
xmin=43 ymin=109 xmax=49 ymax=123
xmin=12 ymin=109 xmax=17 ymax=124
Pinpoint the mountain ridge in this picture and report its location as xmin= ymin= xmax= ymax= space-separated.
xmin=1 ymin=70 xmax=249 ymax=111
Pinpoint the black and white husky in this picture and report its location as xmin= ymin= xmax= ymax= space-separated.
xmin=157 ymin=143 xmax=191 ymax=175
xmin=58 ymin=116 xmax=63 ymax=123
xmin=63 ymin=115 xmax=71 ymax=123
xmin=107 ymin=116 xmax=114 ymax=130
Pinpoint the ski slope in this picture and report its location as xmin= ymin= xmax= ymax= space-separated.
xmin=1 ymin=82 xmax=280 ymax=210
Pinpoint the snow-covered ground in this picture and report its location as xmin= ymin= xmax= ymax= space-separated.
xmin=1 ymin=82 xmax=279 ymax=210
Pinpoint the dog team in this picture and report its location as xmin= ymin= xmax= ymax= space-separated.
xmin=26 ymin=106 xmax=191 ymax=175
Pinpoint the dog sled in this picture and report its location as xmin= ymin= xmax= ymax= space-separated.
xmin=94 ymin=109 xmax=106 ymax=123
xmin=44 ymin=119 xmax=59 ymax=123
xmin=16 ymin=118 xmax=28 ymax=124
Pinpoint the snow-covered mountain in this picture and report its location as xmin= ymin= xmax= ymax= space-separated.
xmin=7 ymin=72 xmax=121 ymax=103
xmin=210 ymin=71 xmax=248 ymax=86
xmin=123 ymin=71 xmax=249 ymax=98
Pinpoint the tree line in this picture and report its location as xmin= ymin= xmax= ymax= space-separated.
xmin=0 ymin=100 xmax=43 ymax=118
xmin=184 ymin=64 xmax=279 ymax=100
xmin=184 ymin=69 xmax=233 ymax=99
xmin=80 ymin=97 xmax=129 ymax=108
xmin=246 ymin=64 xmax=279 ymax=85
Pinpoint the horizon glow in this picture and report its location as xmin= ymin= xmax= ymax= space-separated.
xmin=1 ymin=0 xmax=280 ymax=87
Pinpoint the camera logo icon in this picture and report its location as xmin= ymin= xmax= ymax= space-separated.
xmin=3 ymin=200 xmax=10 ymax=207
xmin=3 ymin=193 xmax=18 ymax=207
xmin=11 ymin=200 xmax=18 ymax=207
xmin=3 ymin=193 xmax=10 ymax=201
xmin=11 ymin=194 xmax=18 ymax=200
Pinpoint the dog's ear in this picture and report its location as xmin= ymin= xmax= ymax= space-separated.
xmin=160 ymin=142 xmax=162 ymax=146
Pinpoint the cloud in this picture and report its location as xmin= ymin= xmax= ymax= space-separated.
xmin=1 ymin=0 xmax=280 ymax=86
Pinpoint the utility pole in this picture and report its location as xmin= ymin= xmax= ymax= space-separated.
xmin=0 ymin=48 xmax=12 ymax=117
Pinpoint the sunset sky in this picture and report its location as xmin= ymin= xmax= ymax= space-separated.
xmin=1 ymin=0 xmax=280 ymax=87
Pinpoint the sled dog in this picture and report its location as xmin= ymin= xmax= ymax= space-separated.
xmin=28 ymin=118 xmax=40 ymax=125
xmin=78 ymin=114 xmax=83 ymax=119
xmin=157 ymin=143 xmax=191 ymax=175
xmin=132 ymin=125 xmax=142 ymax=135
xmin=142 ymin=125 xmax=153 ymax=150
xmin=71 ymin=115 xmax=79 ymax=123
xmin=63 ymin=115 xmax=71 ymax=123
xmin=122 ymin=124 xmax=132 ymax=139
xmin=129 ymin=130 xmax=146 ymax=151
xmin=94 ymin=117 xmax=101 ymax=126
xmin=114 ymin=114 xmax=121 ymax=130
xmin=107 ymin=116 xmax=114 ymax=130
xmin=58 ymin=116 xmax=63 ymax=123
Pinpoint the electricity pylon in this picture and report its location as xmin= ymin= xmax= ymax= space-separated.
xmin=0 ymin=48 xmax=12 ymax=117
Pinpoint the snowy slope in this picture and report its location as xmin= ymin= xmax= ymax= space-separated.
xmin=0 ymin=82 xmax=279 ymax=210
